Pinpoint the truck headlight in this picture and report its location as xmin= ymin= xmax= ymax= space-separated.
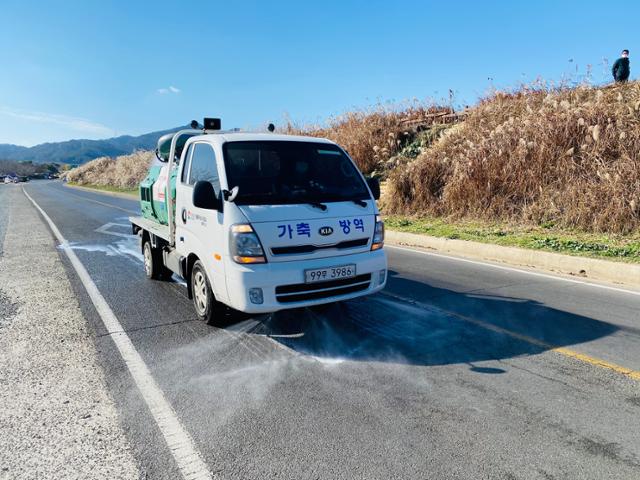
xmin=230 ymin=224 xmax=266 ymax=264
xmin=371 ymin=215 xmax=384 ymax=251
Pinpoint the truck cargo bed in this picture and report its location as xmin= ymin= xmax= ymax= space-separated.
xmin=129 ymin=216 xmax=171 ymax=241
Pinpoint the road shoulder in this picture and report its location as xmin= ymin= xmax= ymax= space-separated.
xmin=64 ymin=182 xmax=137 ymax=200
xmin=386 ymin=230 xmax=640 ymax=290
xmin=0 ymin=188 xmax=139 ymax=479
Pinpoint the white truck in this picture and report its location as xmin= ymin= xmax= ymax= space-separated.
xmin=130 ymin=119 xmax=387 ymax=324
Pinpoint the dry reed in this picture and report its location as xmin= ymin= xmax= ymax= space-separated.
xmin=285 ymin=103 xmax=454 ymax=175
xmin=65 ymin=150 xmax=154 ymax=189
xmin=386 ymin=82 xmax=640 ymax=233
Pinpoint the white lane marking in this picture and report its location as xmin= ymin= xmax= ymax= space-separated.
xmin=95 ymin=222 xmax=133 ymax=238
xmin=387 ymin=245 xmax=640 ymax=298
xmin=23 ymin=188 xmax=213 ymax=480
xmin=61 ymin=240 xmax=144 ymax=264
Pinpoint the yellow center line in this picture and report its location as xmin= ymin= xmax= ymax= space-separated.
xmin=380 ymin=292 xmax=640 ymax=382
xmin=552 ymin=347 xmax=640 ymax=380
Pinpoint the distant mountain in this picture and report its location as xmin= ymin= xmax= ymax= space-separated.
xmin=0 ymin=126 xmax=187 ymax=165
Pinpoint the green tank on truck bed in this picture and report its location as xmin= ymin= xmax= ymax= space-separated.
xmin=139 ymin=131 xmax=196 ymax=225
xmin=139 ymin=165 xmax=176 ymax=225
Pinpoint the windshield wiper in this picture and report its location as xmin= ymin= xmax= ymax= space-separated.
xmin=308 ymin=202 xmax=327 ymax=211
xmin=352 ymin=199 xmax=367 ymax=207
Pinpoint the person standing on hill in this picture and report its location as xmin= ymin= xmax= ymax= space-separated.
xmin=612 ymin=50 xmax=630 ymax=83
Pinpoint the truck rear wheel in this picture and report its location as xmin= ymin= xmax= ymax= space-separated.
xmin=143 ymin=240 xmax=171 ymax=280
xmin=191 ymin=260 xmax=223 ymax=325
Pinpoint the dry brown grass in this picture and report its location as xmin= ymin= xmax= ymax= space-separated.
xmin=285 ymin=103 xmax=454 ymax=175
xmin=65 ymin=150 xmax=154 ymax=189
xmin=386 ymin=82 xmax=640 ymax=233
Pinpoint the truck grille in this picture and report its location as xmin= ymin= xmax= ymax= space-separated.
xmin=275 ymin=274 xmax=371 ymax=303
xmin=271 ymin=238 xmax=369 ymax=256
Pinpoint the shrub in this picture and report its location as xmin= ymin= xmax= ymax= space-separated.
xmin=66 ymin=150 xmax=154 ymax=189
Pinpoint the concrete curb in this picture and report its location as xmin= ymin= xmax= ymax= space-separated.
xmin=64 ymin=183 xmax=137 ymax=200
xmin=386 ymin=230 xmax=640 ymax=289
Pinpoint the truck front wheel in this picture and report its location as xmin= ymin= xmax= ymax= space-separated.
xmin=191 ymin=260 xmax=223 ymax=325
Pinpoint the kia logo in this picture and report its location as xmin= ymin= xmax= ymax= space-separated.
xmin=319 ymin=226 xmax=333 ymax=236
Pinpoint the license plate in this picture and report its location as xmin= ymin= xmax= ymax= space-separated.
xmin=304 ymin=264 xmax=356 ymax=283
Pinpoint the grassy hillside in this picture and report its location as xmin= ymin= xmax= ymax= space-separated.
xmin=386 ymin=82 xmax=640 ymax=234
xmin=284 ymin=104 xmax=455 ymax=175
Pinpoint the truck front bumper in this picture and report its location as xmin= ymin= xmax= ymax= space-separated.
xmin=222 ymin=249 xmax=387 ymax=314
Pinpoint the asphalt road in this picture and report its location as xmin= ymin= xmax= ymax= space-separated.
xmin=16 ymin=181 xmax=640 ymax=479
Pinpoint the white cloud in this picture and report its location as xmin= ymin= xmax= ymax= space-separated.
xmin=0 ymin=106 xmax=114 ymax=137
xmin=157 ymin=85 xmax=181 ymax=95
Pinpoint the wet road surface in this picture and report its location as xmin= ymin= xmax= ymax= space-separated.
xmin=16 ymin=181 xmax=640 ymax=479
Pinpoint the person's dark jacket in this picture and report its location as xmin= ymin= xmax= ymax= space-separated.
xmin=612 ymin=57 xmax=630 ymax=81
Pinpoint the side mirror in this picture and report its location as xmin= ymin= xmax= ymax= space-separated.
xmin=155 ymin=149 xmax=166 ymax=162
xmin=192 ymin=181 xmax=219 ymax=210
xmin=366 ymin=177 xmax=381 ymax=200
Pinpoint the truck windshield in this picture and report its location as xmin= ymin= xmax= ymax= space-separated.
xmin=222 ymin=141 xmax=370 ymax=205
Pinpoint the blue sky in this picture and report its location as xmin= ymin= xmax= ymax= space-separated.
xmin=1 ymin=0 xmax=637 ymax=146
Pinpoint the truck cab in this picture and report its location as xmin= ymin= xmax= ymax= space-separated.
xmin=131 ymin=124 xmax=387 ymax=324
